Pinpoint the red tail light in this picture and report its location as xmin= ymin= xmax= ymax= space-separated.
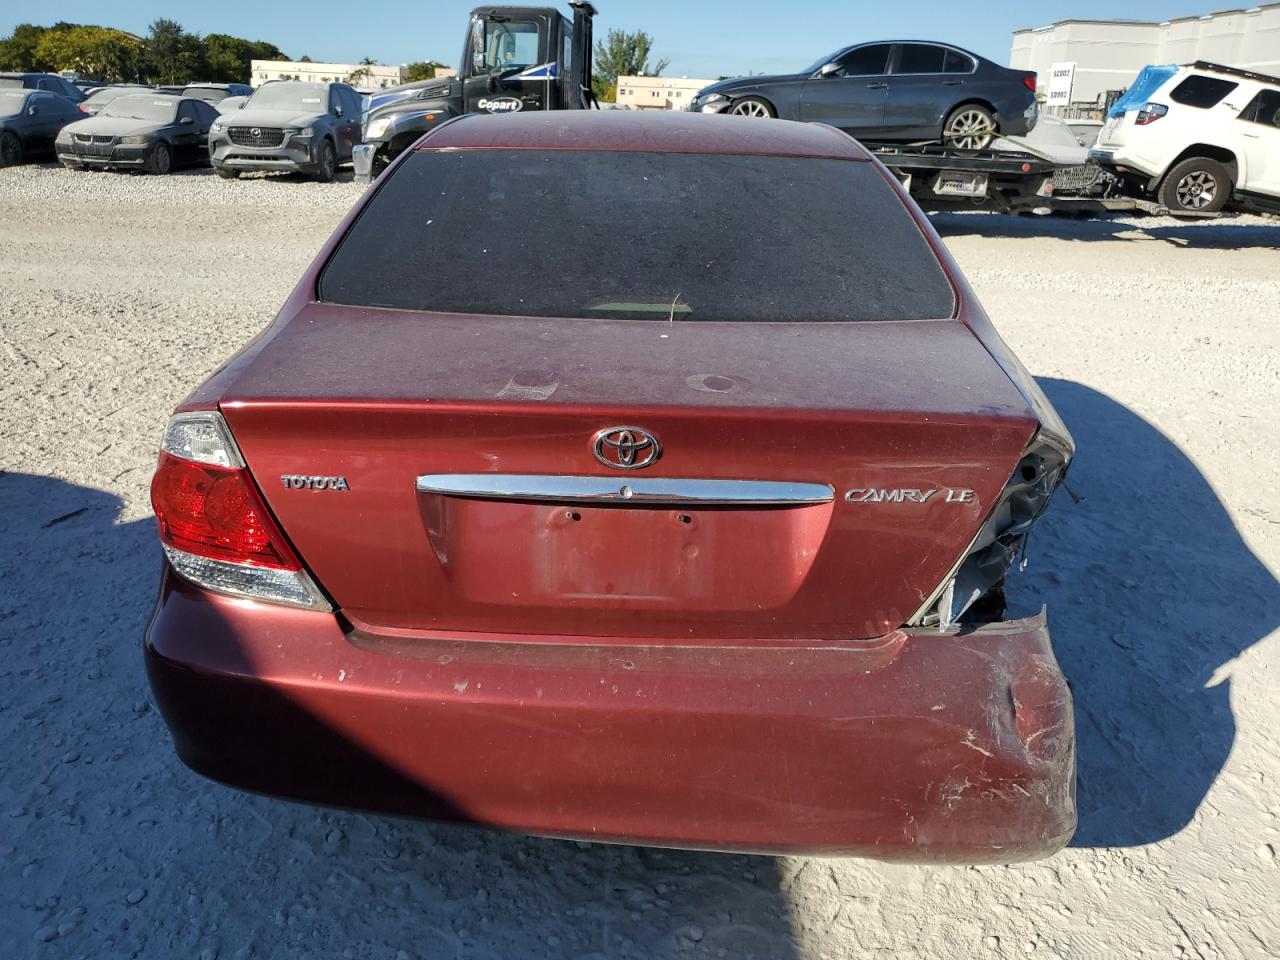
xmin=1023 ymin=74 xmax=1037 ymax=93
xmin=79 ymin=104 xmax=89 ymax=112
xmin=150 ymin=411 xmax=329 ymax=609
xmin=151 ymin=452 xmax=299 ymax=569
xmin=1136 ymin=102 xmax=1168 ymax=125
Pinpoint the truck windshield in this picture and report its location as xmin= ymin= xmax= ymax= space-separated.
xmin=477 ymin=19 xmax=540 ymax=74
xmin=319 ymin=149 xmax=956 ymax=323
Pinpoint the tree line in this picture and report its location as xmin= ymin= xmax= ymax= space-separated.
xmin=0 ymin=19 xmax=671 ymax=95
xmin=0 ymin=20 xmax=286 ymax=85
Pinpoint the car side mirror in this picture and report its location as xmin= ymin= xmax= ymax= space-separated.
xmin=819 ymin=62 xmax=841 ymax=78
xmin=334 ymin=104 xmax=343 ymax=117
xmin=180 ymin=116 xmax=193 ymax=125
xmin=28 ymin=106 xmax=38 ymax=115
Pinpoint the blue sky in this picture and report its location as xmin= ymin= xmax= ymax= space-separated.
xmin=5 ymin=1 xmax=1223 ymax=77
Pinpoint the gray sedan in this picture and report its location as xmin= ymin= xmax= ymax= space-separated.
xmin=57 ymin=95 xmax=218 ymax=173
xmin=689 ymin=41 xmax=1039 ymax=150
xmin=208 ymin=82 xmax=362 ymax=182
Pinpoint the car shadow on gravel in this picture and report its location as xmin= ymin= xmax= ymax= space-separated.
xmin=1018 ymin=379 xmax=1280 ymax=847
xmin=0 ymin=471 xmax=799 ymax=960
xmin=7 ymin=372 xmax=1275 ymax=956
xmin=930 ymin=211 xmax=1280 ymax=249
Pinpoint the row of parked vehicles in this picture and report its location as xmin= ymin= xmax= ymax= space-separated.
xmin=2 ymin=44 xmax=1278 ymax=214
xmin=0 ymin=74 xmax=361 ymax=180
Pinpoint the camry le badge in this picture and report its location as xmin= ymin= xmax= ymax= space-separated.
xmin=845 ymin=488 xmax=974 ymax=504
xmin=593 ymin=427 xmax=660 ymax=470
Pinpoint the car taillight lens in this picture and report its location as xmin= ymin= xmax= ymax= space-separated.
xmin=1023 ymin=74 xmax=1037 ymax=92
xmin=908 ymin=430 xmax=1072 ymax=630
xmin=150 ymin=412 xmax=330 ymax=610
xmin=1136 ymin=102 xmax=1168 ymax=125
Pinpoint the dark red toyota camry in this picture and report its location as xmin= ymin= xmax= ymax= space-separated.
xmin=145 ymin=110 xmax=1076 ymax=862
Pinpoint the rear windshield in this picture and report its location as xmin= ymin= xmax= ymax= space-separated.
xmin=184 ymin=86 xmax=228 ymax=102
xmin=319 ymin=150 xmax=955 ymax=323
xmin=1170 ymin=75 xmax=1238 ymax=109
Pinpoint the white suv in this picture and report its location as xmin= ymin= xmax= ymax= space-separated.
xmin=1091 ymin=61 xmax=1280 ymax=214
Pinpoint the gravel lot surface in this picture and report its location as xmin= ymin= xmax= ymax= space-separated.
xmin=2 ymin=164 xmax=1277 ymax=960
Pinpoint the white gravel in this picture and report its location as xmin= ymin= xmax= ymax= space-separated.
xmin=1 ymin=165 xmax=1277 ymax=960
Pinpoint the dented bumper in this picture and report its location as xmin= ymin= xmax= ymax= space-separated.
xmin=145 ymin=576 xmax=1074 ymax=861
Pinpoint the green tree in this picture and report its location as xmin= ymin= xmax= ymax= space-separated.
xmin=0 ymin=23 xmax=49 ymax=71
xmin=204 ymin=33 xmax=285 ymax=83
xmin=404 ymin=60 xmax=449 ymax=82
xmin=34 ymin=25 xmax=141 ymax=82
xmin=592 ymin=29 xmax=668 ymax=102
xmin=144 ymin=19 xmax=206 ymax=85
xmin=298 ymin=55 xmax=313 ymax=63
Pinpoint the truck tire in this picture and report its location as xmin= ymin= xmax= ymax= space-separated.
xmin=1160 ymin=157 xmax=1231 ymax=214
xmin=313 ymin=139 xmax=337 ymax=183
xmin=728 ymin=97 xmax=775 ymax=119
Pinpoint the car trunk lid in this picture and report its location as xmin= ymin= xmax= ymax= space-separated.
xmin=218 ymin=304 xmax=1038 ymax=641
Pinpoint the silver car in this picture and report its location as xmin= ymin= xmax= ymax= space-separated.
xmin=208 ymin=81 xmax=362 ymax=182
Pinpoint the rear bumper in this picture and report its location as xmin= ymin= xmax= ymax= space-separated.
xmin=1089 ymin=147 xmax=1160 ymax=187
xmin=145 ymin=575 xmax=1075 ymax=861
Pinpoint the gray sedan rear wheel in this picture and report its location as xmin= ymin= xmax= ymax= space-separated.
xmin=943 ymin=105 xmax=997 ymax=151
xmin=0 ymin=131 xmax=22 ymax=167
xmin=728 ymin=97 xmax=776 ymax=119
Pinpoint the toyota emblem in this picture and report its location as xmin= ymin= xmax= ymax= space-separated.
xmin=593 ymin=426 xmax=660 ymax=470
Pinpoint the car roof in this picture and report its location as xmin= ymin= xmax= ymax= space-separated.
xmin=419 ymin=111 xmax=873 ymax=161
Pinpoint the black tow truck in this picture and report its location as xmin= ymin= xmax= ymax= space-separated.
xmin=354 ymin=2 xmax=597 ymax=181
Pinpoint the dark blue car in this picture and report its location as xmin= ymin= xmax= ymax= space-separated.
xmin=689 ymin=41 xmax=1038 ymax=150
xmin=0 ymin=88 xmax=84 ymax=165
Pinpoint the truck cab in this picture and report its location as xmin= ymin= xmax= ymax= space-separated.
xmin=357 ymin=2 xmax=596 ymax=179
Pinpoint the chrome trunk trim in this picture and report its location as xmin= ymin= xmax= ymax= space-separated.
xmin=415 ymin=474 xmax=834 ymax=506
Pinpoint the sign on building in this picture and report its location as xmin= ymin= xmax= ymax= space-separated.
xmin=1046 ymin=61 xmax=1076 ymax=106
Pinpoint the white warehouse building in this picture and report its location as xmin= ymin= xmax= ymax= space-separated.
xmin=1011 ymin=3 xmax=1280 ymax=111
xmin=250 ymin=60 xmax=407 ymax=89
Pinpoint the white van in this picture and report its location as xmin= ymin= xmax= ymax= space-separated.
xmin=1090 ymin=61 xmax=1280 ymax=214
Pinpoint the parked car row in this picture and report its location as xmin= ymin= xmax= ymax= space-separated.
xmin=4 ymin=56 xmax=1278 ymax=215
xmin=0 ymin=80 xmax=362 ymax=180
